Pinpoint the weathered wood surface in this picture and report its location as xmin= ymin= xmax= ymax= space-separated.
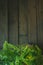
xmin=19 ymin=0 xmax=28 ymax=44
xmin=8 ymin=0 xmax=18 ymax=45
xmin=28 ymin=0 xmax=37 ymax=44
xmin=0 ymin=0 xmax=43 ymax=50
xmin=37 ymin=0 xmax=43 ymax=50
xmin=19 ymin=0 xmax=36 ymax=45
xmin=0 ymin=0 xmax=8 ymax=48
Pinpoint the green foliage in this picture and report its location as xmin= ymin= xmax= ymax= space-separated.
xmin=0 ymin=41 xmax=43 ymax=65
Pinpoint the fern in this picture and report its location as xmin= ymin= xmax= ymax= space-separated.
xmin=0 ymin=41 xmax=43 ymax=65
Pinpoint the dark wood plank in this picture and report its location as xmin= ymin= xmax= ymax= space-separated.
xmin=0 ymin=0 xmax=8 ymax=48
xmin=38 ymin=0 xmax=43 ymax=50
xmin=19 ymin=0 xmax=28 ymax=44
xmin=8 ymin=0 xmax=18 ymax=45
xmin=28 ymin=0 xmax=37 ymax=44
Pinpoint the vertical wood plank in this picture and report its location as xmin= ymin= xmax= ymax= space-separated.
xmin=0 ymin=0 xmax=8 ymax=48
xmin=8 ymin=0 xmax=18 ymax=45
xmin=28 ymin=0 xmax=37 ymax=44
xmin=19 ymin=0 xmax=28 ymax=44
xmin=38 ymin=0 xmax=43 ymax=50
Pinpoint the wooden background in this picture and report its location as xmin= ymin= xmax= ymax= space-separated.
xmin=0 ymin=0 xmax=43 ymax=51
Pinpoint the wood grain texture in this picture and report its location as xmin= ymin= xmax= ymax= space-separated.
xmin=28 ymin=0 xmax=37 ymax=44
xmin=19 ymin=0 xmax=28 ymax=44
xmin=0 ymin=0 xmax=8 ymax=48
xmin=38 ymin=0 xmax=43 ymax=50
xmin=0 ymin=0 xmax=43 ymax=49
xmin=8 ymin=0 xmax=18 ymax=45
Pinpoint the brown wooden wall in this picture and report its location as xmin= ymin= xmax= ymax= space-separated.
xmin=0 ymin=0 xmax=43 ymax=50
